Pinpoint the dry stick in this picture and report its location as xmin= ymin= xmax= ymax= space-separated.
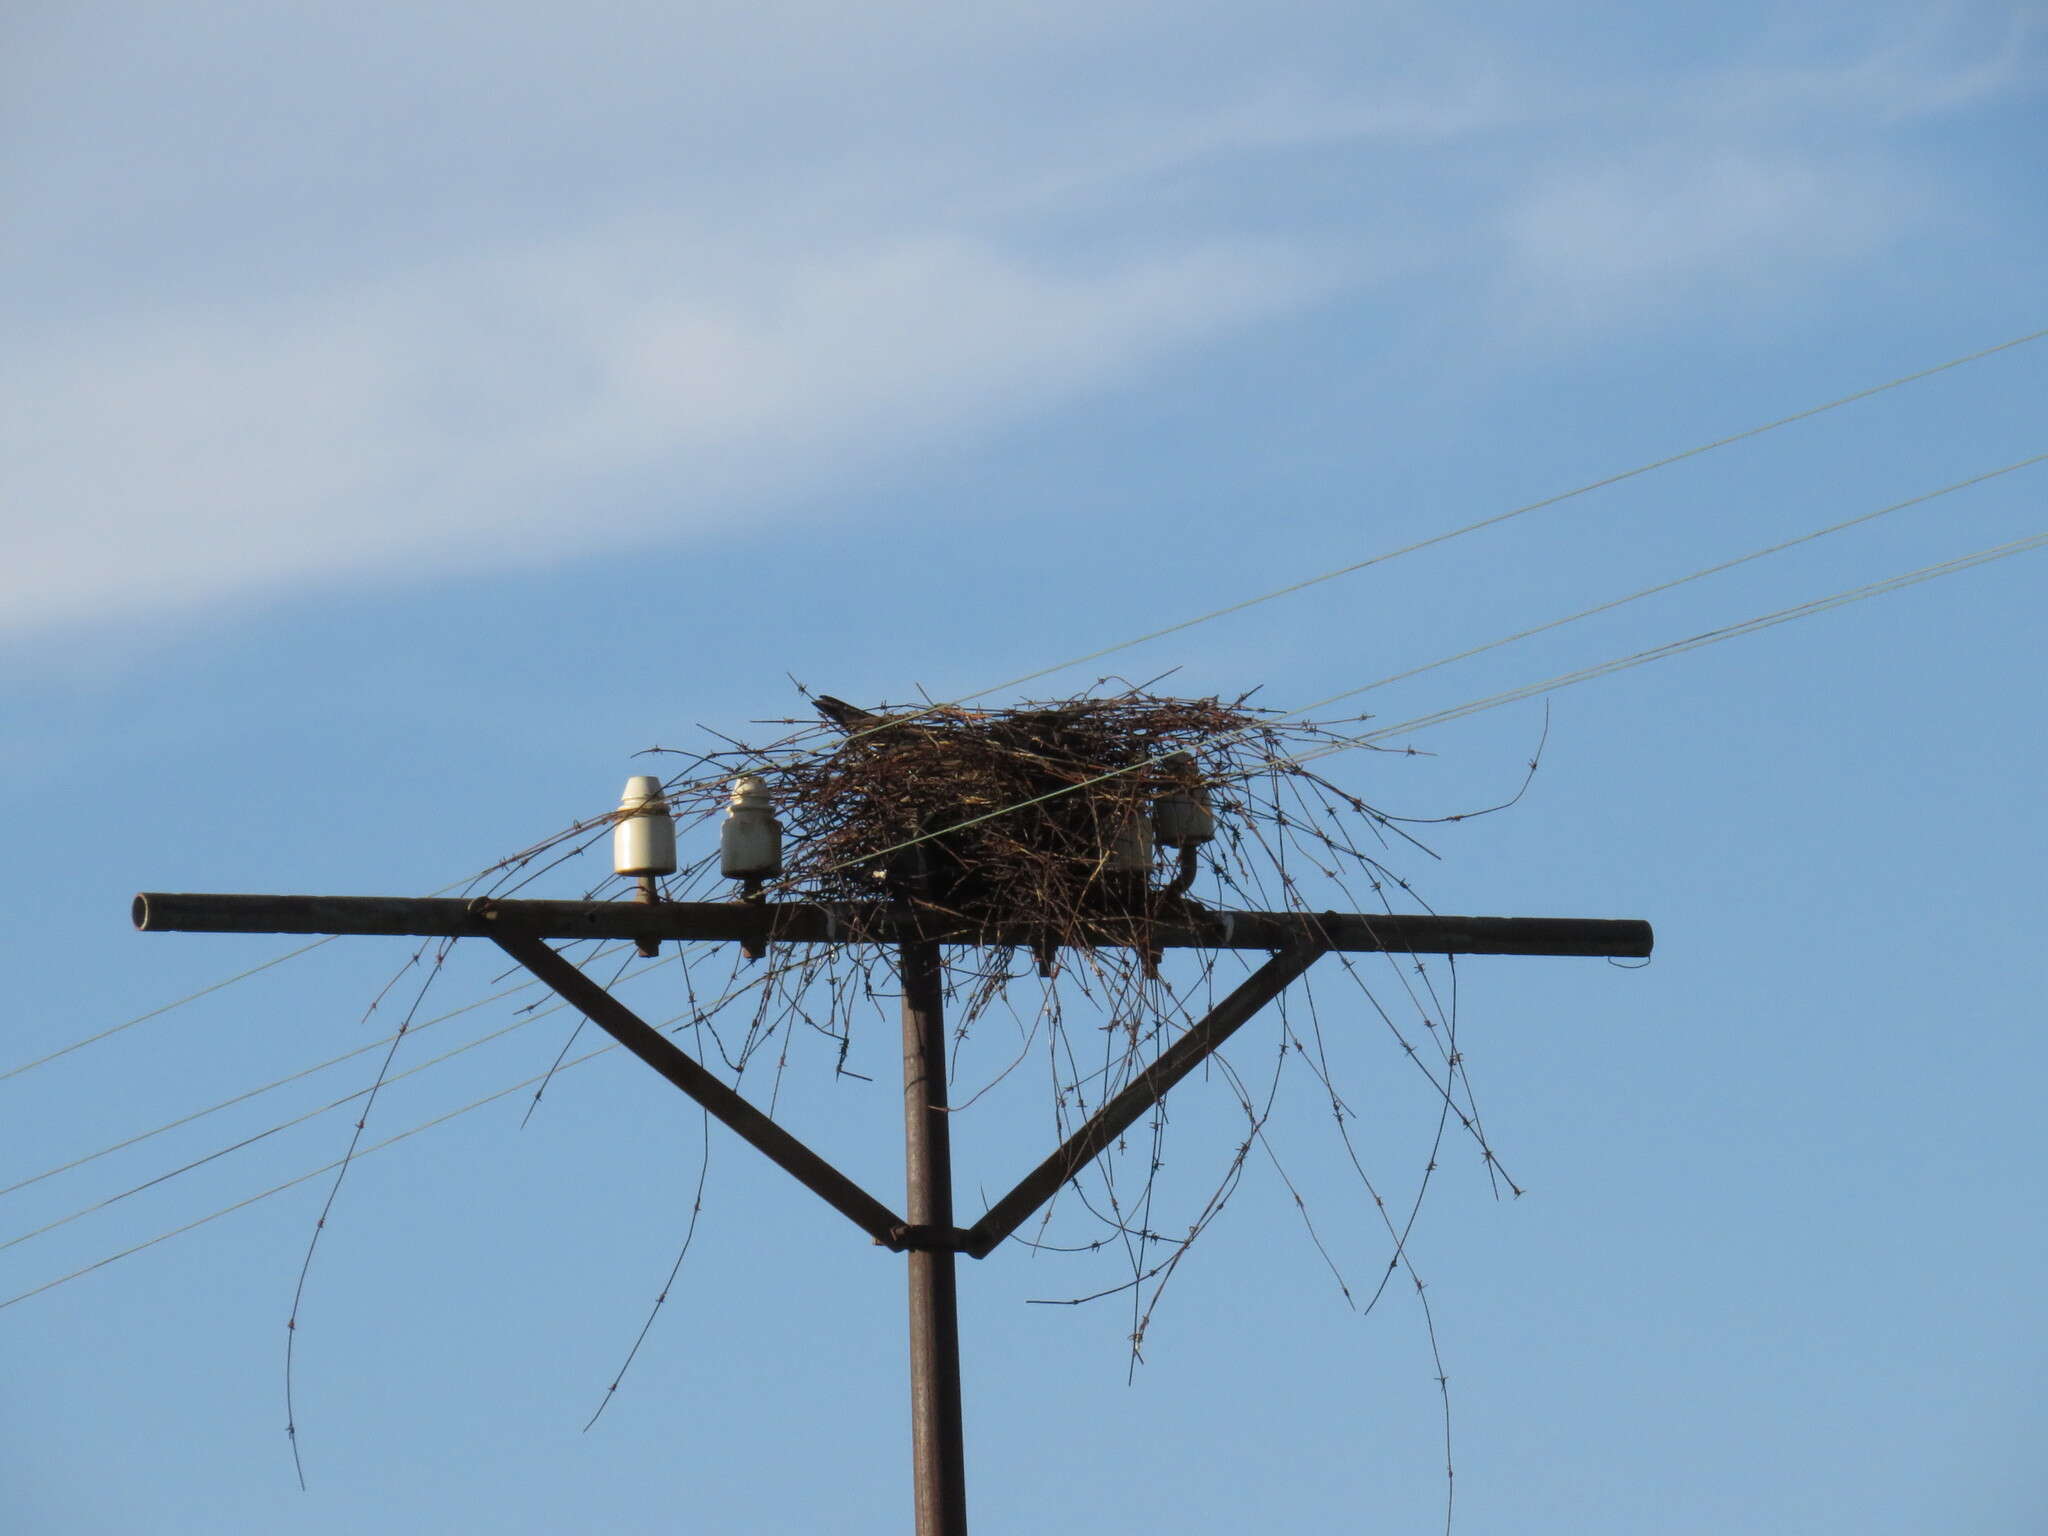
xmin=585 ymin=1112 xmax=714 ymax=1431
xmin=286 ymin=936 xmax=453 ymax=1488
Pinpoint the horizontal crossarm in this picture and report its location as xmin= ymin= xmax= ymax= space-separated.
xmin=134 ymin=894 xmax=1652 ymax=958
xmin=490 ymin=933 xmax=907 ymax=1248
xmin=962 ymin=943 xmax=1325 ymax=1260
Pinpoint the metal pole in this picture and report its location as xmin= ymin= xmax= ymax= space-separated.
xmin=132 ymin=893 xmax=1654 ymax=959
xmin=899 ymin=940 xmax=968 ymax=1536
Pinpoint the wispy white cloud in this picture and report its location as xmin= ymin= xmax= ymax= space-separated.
xmin=1486 ymin=8 xmax=2035 ymax=328
xmin=1 ymin=2 xmax=2034 ymax=641
xmin=0 ymin=223 xmax=1327 ymax=635
xmin=1496 ymin=146 xmax=1914 ymax=324
xmin=0 ymin=6 xmax=1362 ymax=638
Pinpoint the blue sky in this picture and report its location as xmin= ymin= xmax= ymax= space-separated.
xmin=3 ymin=3 xmax=2043 ymax=1532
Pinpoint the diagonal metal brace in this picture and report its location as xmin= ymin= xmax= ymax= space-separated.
xmin=490 ymin=933 xmax=908 ymax=1248
xmin=962 ymin=943 xmax=1326 ymax=1260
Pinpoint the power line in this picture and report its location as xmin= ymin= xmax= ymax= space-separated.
xmin=828 ymin=325 xmax=2048 ymax=735
xmin=0 ymin=977 xmax=546 ymax=1202
xmin=0 ymin=947 xmax=707 ymax=1251
xmin=1291 ymin=526 xmax=2048 ymax=761
xmin=0 ymin=1044 xmax=612 ymax=1314
xmin=43 ymin=451 xmax=2040 ymax=1216
xmin=0 ymin=866 xmax=593 ymax=1086
xmin=808 ymin=465 xmax=2046 ymax=876
xmin=1283 ymin=452 xmax=2045 ymax=714
xmin=21 ymin=329 xmax=2038 ymax=1088
xmin=0 ymin=1006 xmax=556 ymax=1256
xmin=0 ymin=970 xmax=773 ymax=1313
xmin=33 ymin=520 xmax=2040 ymax=1313
xmin=0 ymin=938 xmax=336 ymax=1085
xmin=0 ymin=940 xmax=680 ymax=1204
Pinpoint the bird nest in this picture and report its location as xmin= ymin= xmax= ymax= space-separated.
xmin=271 ymin=682 xmax=1533 ymax=1481
xmin=766 ymin=693 xmax=1263 ymax=941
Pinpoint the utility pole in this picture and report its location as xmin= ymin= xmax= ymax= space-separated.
xmin=899 ymin=938 xmax=966 ymax=1534
xmin=133 ymin=890 xmax=1649 ymax=1533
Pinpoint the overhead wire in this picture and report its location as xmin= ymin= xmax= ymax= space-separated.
xmin=0 ymin=939 xmax=336 ymax=1085
xmin=1289 ymin=524 xmax=2048 ymax=763
xmin=9 ymin=334 xmax=2040 ymax=1307
xmin=0 ymin=968 xmax=772 ymax=1312
xmin=13 ymin=326 xmax=2039 ymax=1089
xmin=4 ymin=1006 xmax=555 ymax=1256
xmin=0 ymin=976 xmax=550 ymax=1201
xmin=1279 ymin=452 xmax=2045 ymax=714
xmin=13 ymin=510 xmax=2044 ymax=1312
xmin=0 ymin=946 xmax=709 ymax=1254
xmin=816 ymin=325 xmax=2047 ymax=738
xmin=787 ymin=454 xmax=2048 ymax=879
xmin=24 ymin=452 xmax=2037 ymax=1217
xmin=2 ymin=867 xmax=565 ymax=1085
xmin=9 ymin=330 xmax=2034 ymax=1491
xmin=0 ymin=1042 xmax=616 ymax=1314
xmin=0 ymin=934 xmax=702 ymax=1205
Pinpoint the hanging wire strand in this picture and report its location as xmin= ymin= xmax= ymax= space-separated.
xmin=286 ymin=936 xmax=458 ymax=1488
xmin=583 ymin=1112 xmax=713 ymax=1431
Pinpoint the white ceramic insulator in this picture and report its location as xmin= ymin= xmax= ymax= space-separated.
xmin=1151 ymin=790 xmax=1215 ymax=848
xmin=722 ymin=774 xmax=784 ymax=879
xmin=1108 ymin=812 xmax=1155 ymax=873
xmin=614 ymin=775 xmax=678 ymax=876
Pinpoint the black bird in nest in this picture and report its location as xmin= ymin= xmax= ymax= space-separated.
xmin=813 ymin=694 xmax=987 ymax=735
xmin=811 ymin=694 xmax=887 ymax=734
xmin=810 ymin=693 xmax=974 ymax=903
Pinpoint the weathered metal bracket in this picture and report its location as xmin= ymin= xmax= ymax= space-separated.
xmin=486 ymin=928 xmax=1327 ymax=1264
xmin=133 ymin=893 xmax=1652 ymax=959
